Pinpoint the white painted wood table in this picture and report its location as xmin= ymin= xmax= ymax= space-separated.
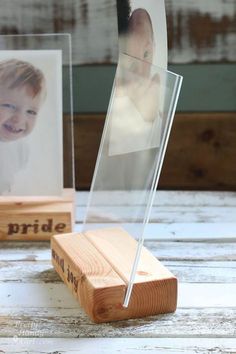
xmin=0 ymin=191 xmax=236 ymax=353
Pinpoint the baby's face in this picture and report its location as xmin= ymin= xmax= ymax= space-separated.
xmin=0 ymin=85 xmax=43 ymax=142
xmin=125 ymin=10 xmax=154 ymax=77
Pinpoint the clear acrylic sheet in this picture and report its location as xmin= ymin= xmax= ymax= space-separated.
xmin=0 ymin=34 xmax=74 ymax=196
xmin=83 ymin=53 xmax=182 ymax=306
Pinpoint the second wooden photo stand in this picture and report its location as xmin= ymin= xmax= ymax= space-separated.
xmin=0 ymin=188 xmax=74 ymax=241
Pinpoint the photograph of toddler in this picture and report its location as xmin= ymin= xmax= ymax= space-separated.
xmin=109 ymin=0 xmax=167 ymax=156
xmin=0 ymin=51 xmax=63 ymax=196
xmin=0 ymin=59 xmax=46 ymax=143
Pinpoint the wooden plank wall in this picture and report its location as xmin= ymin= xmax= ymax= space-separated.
xmin=0 ymin=0 xmax=235 ymax=64
xmin=166 ymin=0 xmax=236 ymax=63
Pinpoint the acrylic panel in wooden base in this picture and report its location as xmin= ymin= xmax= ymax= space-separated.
xmin=0 ymin=189 xmax=74 ymax=241
xmin=51 ymin=228 xmax=177 ymax=323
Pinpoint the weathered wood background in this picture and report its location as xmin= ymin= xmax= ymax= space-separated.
xmin=166 ymin=0 xmax=236 ymax=63
xmin=0 ymin=0 xmax=235 ymax=64
xmin=0 ymin=0 xmax=235 ymax=190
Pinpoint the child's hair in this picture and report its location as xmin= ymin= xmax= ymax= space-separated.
xmin=0 ymin=59 xmax=45 ymax=97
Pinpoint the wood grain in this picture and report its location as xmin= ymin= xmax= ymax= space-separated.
xmin=0 ymin=0 xmax=234 ymax=64
xmin=52 ymin=229 xmax=177 ymax=322
xmin=73 ymin=113 xmax=236 ymax=191
xmin=0 ymin=189 xmax=74 ymax=241
xmin=166 ymin=0 xmax=236 ymax=63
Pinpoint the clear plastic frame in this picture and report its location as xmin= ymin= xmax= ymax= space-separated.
xmin=0 ymin=34 xmax=73 ymax=196
xmin=83 ymin=53 xmax=183 ymax=307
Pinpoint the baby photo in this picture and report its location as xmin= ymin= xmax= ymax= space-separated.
xmin=109 ymin=0 xmax=167 ymax=156
xmin=118 ymin=0 xmax=167 ymax=69
xmin=0 ymin=50 xmax=63 ymax=196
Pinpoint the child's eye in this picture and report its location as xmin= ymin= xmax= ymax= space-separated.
xmin=0 ymin=103 xmax=16 ymax=110
xmin=27 ymin=110 xmax=37 ymax=116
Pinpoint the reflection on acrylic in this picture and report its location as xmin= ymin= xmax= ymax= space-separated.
xmin=109 ymin=55 xmax=162 ymax=156
xmin=83 ymin=1 xmax=182 ymax=306
xmin=117 ymin=0 xmax=168 ymax=69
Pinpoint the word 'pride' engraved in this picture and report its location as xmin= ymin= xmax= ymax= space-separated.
xmin=8 ymin=219 xmax=66 ymax=236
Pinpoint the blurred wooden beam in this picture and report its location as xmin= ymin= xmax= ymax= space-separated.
xmin=72 ymin=112 xmax=236 ymax=191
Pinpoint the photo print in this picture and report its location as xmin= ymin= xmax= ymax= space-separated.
xmin=0 ymin=50 xmax=63 ymax=196
xmin=109 ymin=0 xmax=168 ymax=156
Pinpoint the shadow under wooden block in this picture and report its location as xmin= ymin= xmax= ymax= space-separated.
xmin=0 ymin=188 xmax=75 ymax=241
xmin=51 ymin=228 xmax=177 ymax=323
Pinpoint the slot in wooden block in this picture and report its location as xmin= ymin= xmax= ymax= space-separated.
xmin=0 ymin=188 xmax=75 ymax=241
xmin=51 ymin=227 xmax=177 ymax=323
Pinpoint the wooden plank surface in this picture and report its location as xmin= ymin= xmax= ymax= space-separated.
xmin=75 ymin=190 xmax=236 ymax=206
xmin=75 ymin=190 xmax=236 ymax=240
xmin=76 ymin=206 xmax=236 ymax=223
xmin=0 ymin=282 xmax=235 ymax=308
xmin=0 ymin=305 xmax=235 ymax=337
xmin=1 ymin=241 xmax=236 ymax=261
xmin=74 ymin=113 xmax=236 ymax=191
xmin=0 ymin=0 xmax=234 ymax=64
xmin=0 ymin=191 xmax=235 ymax=350
xmin=1 ymin=260 xmax=236 ymax=283
xmin=1 ymin=338 xmax=236 ymax=354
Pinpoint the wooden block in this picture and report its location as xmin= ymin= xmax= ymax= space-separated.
xmin=51 ymin=227 xmax=177 ymax=323
xmin=0 ymin=189 xmax=75 ymax=241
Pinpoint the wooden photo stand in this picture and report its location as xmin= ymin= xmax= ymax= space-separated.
xmin=51 ymin=227 xmax=177 ymax=323
xmin=0 ymin=188 xmax=74 ymax=241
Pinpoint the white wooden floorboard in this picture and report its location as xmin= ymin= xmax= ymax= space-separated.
xmin=1 ymin=241 xmax=235 ymax=261
xmin=178 ymin=283 xmax=236 ymax=307
xmin=1 ymin=261 xmax=235 ymax=283
xmin=74 ymin=191 xmax=236 ymax=240
xmin=75 ymin=205 xmax=236 ymax=223
xmin=0 ymin=283 xmax=235 ymax=308
xmin=76 ymin=191 xmax=236 ymax=207
xmin=74 ymin=222 xmax=236 ymax=241
xmin=1 ymin=307 xmax=235 ymax=338
xmin=148 ymin=241 xmax=236 ymax=261
xmin=1 ymin=241 xmax=236 ymax=261
xmin=0 ymin=247 xmax=50 ymax=261
xmin=0 ymin=337 xmax=236 ymax=353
